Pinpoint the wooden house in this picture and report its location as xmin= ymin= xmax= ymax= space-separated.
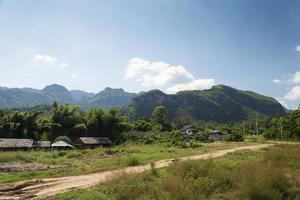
xmin=208 ymin=130 xmax=228 ymax=141
xmin=34 ymin=141 xmax=51 ymax=149
xmin=77 ymin=137 xmax=112 ymax=148
xmin=0 ymin=138 xmax=34 ymax=150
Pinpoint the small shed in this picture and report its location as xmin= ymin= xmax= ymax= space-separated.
xmin=34 ymin=141 xmax=51 ymax=149
xmin=0 ymin=138 xmax=34 ymax=150
xmin=208 ymin=130 xmax=228 ymax=141
xmin=51 ymin=141 xmax=75 ymax=150
xmin=77 ymin=137 xmax=112 ymax=148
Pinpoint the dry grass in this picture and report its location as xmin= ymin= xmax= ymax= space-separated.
xmin=51 ymin=144 xmax=300 ymax=200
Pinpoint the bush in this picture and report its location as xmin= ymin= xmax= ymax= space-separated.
xmin=244 ymin=135 xmax=265 ymax=143
xmin=224 ymin=133 xmax=243 ymax=141
xmin=197 ymin=132 xmax=209 ymax=142
xmin=188 ymin=140 xmax=202 ymax=148
xmin=55 ymin=135 xmax=72 ymax=144
xmin=104 ymin=148 xmax=119 ymax=155
xmin=126 ymin=157 xmax=140 ymax=166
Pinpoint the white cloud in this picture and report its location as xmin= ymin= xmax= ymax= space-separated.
xmin=290 ymin=71 xmax=300 ymax=84
xmin=276 ymin=70 xmax=300 ymax=109
xmin=125 ymin=57 xmax=215 ymax=93
xmin=33 ymin=54 xmax=69 ymax=68
xmin=276 ymin=99 xmax=288 ymax=108
xmin=166 ymin=79 xmax=215 ymax=93
xmin=272 ymin=79 xmax=281 ymax=84
xmin=33 ymin=54 xmax=57 ymax=65
xmin=296 ymin=45 xmax=300 ymax=52
xmin=70 ymin=73 xmax=78 ymax=79
xmin=283 ymin=85 xmax=300 ymax=101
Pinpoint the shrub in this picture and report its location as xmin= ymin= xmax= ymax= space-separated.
xmin=104 ymin=148 xmax=119 ymax=155
xmin=257 ymin=135 xmax=266 ymax=143
xmin=197 ymin=132 xmax=209 ymax=142
xmin=150 ymin=162 xmax=158 ymax=177
xmin=188 ymin=140 xmax=202 ymax=148
xmin=57 ymin=151 xmax=67 ymax=157
xmin=224 ymin=133 xmax=243 ymax=141
xmin=126 ymin=157 xmax=140 ymax=166
xmin=244 ymin=135 xmax=265 ymax=143
xmin=55 ymin=135 xmax=72 ymax=144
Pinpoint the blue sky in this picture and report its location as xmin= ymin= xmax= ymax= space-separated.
xmin=0 ymin=0 xmax=299 ymax=108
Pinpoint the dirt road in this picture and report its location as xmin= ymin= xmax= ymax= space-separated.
xmin=0 ymin=143 xmax=272 ymax=200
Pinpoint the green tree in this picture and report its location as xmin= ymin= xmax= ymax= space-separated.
xmin=152 ymin=106 xmax=167 ymax=124
xmin=85 ymin=108 xmax=104 ymax=137
xmin=50 ymin=102 xmax=85 ymax=140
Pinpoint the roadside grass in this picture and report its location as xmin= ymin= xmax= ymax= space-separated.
xmin=0 ymin=142 xmax=254 ymax=183
xmin=51 ymin=144 xmax=300 ymax=200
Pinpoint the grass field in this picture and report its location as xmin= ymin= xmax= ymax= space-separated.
xmin=0 ymin=142 xmax=255 ymax=184
xmin=49 ymin=144 xmax=300 ymax=200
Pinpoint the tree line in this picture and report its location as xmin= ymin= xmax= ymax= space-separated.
xmin=231 ymin=108 xmax=300 ymax=140
xmin=0 ymin=103 xmax=171 ymax=143
xmin=0 ymin=101 xmax=299 ymax=144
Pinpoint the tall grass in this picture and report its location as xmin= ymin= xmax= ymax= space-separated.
xmin=53 ymin=144 xmax=300 ymax=200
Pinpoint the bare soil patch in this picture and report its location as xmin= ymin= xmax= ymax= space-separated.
xmin=0 ymin=163 xmax=64 ymax=173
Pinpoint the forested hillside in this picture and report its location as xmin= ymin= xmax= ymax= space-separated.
xmin=124 ymin=85 xmax=286 ymax=124
xmin=0 ymin=84 xmax=286 ymax=124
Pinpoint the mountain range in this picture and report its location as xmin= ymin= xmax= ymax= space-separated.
xmin=0 ymin=84 xmax=286 ymax=123
xmin=0 ymin=84 xmax=136 ymax=109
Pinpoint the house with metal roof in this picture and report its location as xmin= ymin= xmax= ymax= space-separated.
xmin=0 ymin=138 xmax=34 ymax=150
xmin=51 ymin=141 xmax=75 ymax=149
xmin=77 ymin=137 xmax=112 ymax=148
xmin=180 ymin=125 xmax=202 ymax=135
xmin=34 ymin=141 xmax=51 ymax=148
xmin=208 ymin=130 xmax=228 ymax=141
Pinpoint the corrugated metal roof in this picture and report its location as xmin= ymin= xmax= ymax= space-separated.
xmin=79 ymin=137 xmax=112 ymax=145
xmin=51 ymin=141 xmax=75 ymax=148
xmin=34 ymin=141 xmax=51 ymax=148
xmin=0 ymin=138 xmax=34 ymax=148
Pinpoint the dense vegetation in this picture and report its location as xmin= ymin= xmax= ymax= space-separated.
xmin=51 ymin=144 xmax=300 ymax=200
xmin=229 ymin=108 xmax=300 ymax=140
xmin=123 ymin=85 xmax=286 ymax=124
xmin=0 ymin=102 xmax=174 ymax=143
xmin=0 ymin=99 xmax=299 ymax=143
xmin=0 ymin=84 xmax=285 ymax=124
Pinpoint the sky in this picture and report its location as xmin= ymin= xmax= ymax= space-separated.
xmin=0 ymin=0 xmax=299 ymax=109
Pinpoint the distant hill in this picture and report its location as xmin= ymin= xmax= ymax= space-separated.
xmin=82 ymin=87 xmax=137 ymax=109
xmin=0 ymin=84 xmax=286 ymax=123
xmin=124 ymin=85 xmax=286 ymax=124
xmin=42 ymin=84 xmax=74 ymax=104
xmin=0 ymin=87 xmax=49 ymax=108
xmin=0 ymin=84 xmax=136 ymax=109
xmin=70 ymin=90 xmax=95 ymax=103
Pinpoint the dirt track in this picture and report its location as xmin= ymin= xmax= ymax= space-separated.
xmin=0 ymin=143 xmax=272 ymax=200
